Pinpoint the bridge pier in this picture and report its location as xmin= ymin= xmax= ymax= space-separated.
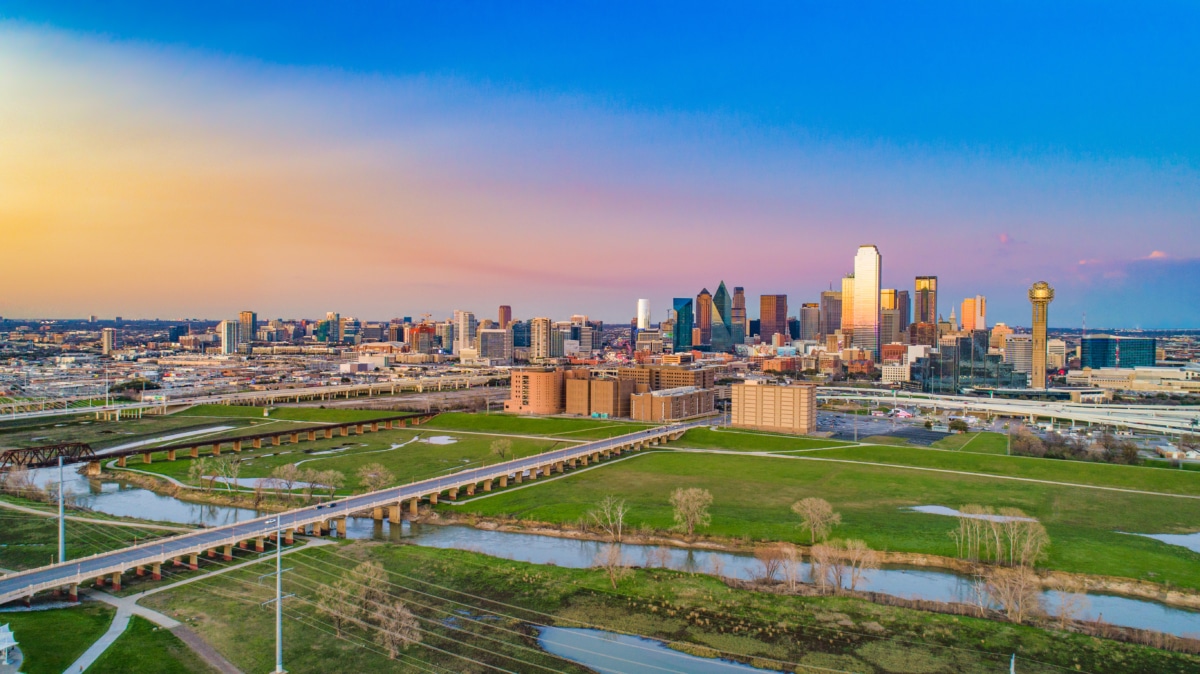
xmin=232 ymin=440 xmax=242 ymax=453
xmin=190 ymin=446 xmax=199 ymax=459
xmin=117 ymin=456 xmax=127 ymax=468
xmin=355 ymin=424 xmax=365 ymax=435
xmin=290 ymin=433 xmax=299 ymax=444
xmin=580 ymin=455 xmax=589 ymax=466
xmin=152 ymin=562 xmax=161 ymax=580
xmin=167 ymin=449 xmax=176 ymax=461
xmin=448 ymin=488 xmax=458 ymax=500
xmin=272 ymin=435 xmax=281 ymax=447
xmin=513 ymin=472 xmax=522 ymax=484
xmin=482 ymin=479 xmax=492 ymax=492
xmin=308 ymin=430 xmax=317 ymax=442
xmin=223 ymin=544 xmax=233 ymax=561
xmin=429 ymin=492 xmax=438 ymax=505
xmin=466 ymin=483 xmax=475 ymax=496
xmin=408 ymin=498 xmax=419 ymax=516
xmin=111 ymin=571 xmax=122 ymax=591
xmin=340 ymin=427 xmax=349 ymax=437
xmin=499 ymin=475 xmax=507 ymax=488
xmin=385 ymin=420 xmax=394 ymax=430
xmin=189 ymin=553 xmax=199 ymax=570
xmin=528 ymin=468 xmax=538 ymax=481
xmin=142 ymin=452 xmax=152 ymax=464
xmin=336 ymin=518 xmax=346 ymax=537
xmin=253 ymin=438 xmax=262 ymax=449
xmin=325 ymin=429 xmax=334 ymax=439
xmin=212 ymin=442 xmax=221 ymax=456
xmin=373 ymin=507 xmax=383 ymax=521
xmin=86 ymin=461 xmax=101 ymax=476
xmin=284 ymin=530 xmax=294 ymax=545
xmin=389 ymin=504 xmax=402 ymax=524
xmin=371 ymin=422 xmax=379 ymax=432
xmin=68 ymin=584 xmax=78 ymax=602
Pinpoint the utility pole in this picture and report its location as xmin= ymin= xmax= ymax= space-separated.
xmin=260 ymin=518 xmax=289 ymax=673
xmin=57 ymin=456 xmax=65 ymax=564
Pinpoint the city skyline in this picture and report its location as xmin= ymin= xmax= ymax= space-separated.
xmin=2 ymin=9 xmax=1198 ymax=327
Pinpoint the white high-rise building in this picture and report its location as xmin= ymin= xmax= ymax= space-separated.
xmin=452 ymin=311 xmax=477 ymax=355
xmin=530 ymin=317 xmax=552 ymax=360
xmin=851 ymin=245 xmax=882 ymax=360
xmin=1005 ymin=334 xmax=1034 ymax=376
xmin=636 ymin=299 xmax=651 ymax=330
xmin=100 ymin=328 xmax=117 ymax=355
xmin=218 ymin=320 xmax=240 ymax=355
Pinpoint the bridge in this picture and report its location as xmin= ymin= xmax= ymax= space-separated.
xmin=817 ymin=387 xmax=1200 ymax=435
xmin=0 ymin=374 xmax=510 ymax=422
xmin=0 ymin=422 xmax=693 ymax=605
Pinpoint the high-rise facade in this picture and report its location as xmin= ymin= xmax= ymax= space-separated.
xmin=880 ymin=309 xmax=901 ymax=346
xmin=695 ymin=288 xmax=713 ymax=345
xmin=851 ymin=245 xmax=882 ymax=360
xmin=101 ymin=327 xmax=117 ymax=355
xmin=895 ymin=290 xmax=911 ymax=331
xmin=710 ymin=281 xmax=739 ymax=351
xmin=1081 ymin=336 xmax=1157 ymax=369
xmin=1028 ymin=282 xmax=1055 ymax=389
xmin=452 ymin=310 xmax=477 ymax=355
xmin=840 ymin=275 xmax=855 ymax=331
xmin=636 ymin=299 xmax=651 ymax=330
xmin=672 ymin=298 xmax=694 ymax=352
xmin=731 ymin=287 xmax=747 ymax=336
xmin=915 ymin=276 xmax=938 ymax=325
xmin=498 ymin=305 xmax=512 ymax=328
xmin=961 ymin=296 xmax=986 ymax=332
xmin=799 ymin=303 xmax=820 ymax=341
xmin=530 ymin=317 xmax=553 ymax=360
xmin=477 ymin=327 xmax=514 ymax=363
xmin=1004 ymin=334 xmax=1034 ymax=377
xmin=818 ymin=291 xmax=842 ymax=339
xmin=759 ymin=295 xmax=788 ymax=343
xmin=218 ymin=320 xmax=239 ymax=355
xmin=238 ymin=311 xmax=257 ymax=344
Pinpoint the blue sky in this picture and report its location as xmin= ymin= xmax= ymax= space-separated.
xmin=2 ymin=3 xmax=1198 ymax=326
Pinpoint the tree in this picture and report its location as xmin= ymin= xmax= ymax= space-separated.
xmin=949 ymin=419 xmax=969 ymax=433
xmin=753 ymin=543 xmax=787 ymax=583
xmin=810 ymin=543 xmax=843 ymax=591
xmin=316 ymin=580 xmax=357 ymax=636
xmin=318 ymin=470 xmax=345 ymax=499
xmin=348 ymin=561 xmax=390 ymax=607
xmin=271 ymin=463 xmax=302 ymax=500
xmin=984 ymin=566 xmax=1043 ymax=623
xmin=188 ymin=457 xmax=212 ymax=492
xmin=210 ymin=456 xmax=241 ymax=492
xmin=593 ymin=544 xmax=632 ymax=589
xmin=791 ymin=497 xmax=841 ymax=544
xmin=669 ymin=487 xmax=712 ymax=538
xmin=490 ymin=438 xmax=512 ymax=462
xmin=300 ymin=468 xmax=321 ymax=502
xmin=373 ymin=600 xmax=421 ymax=659
xmin=356 ymin=463 xmax=395 ymax=493
xmin=840 ymin=539 xmax=880 ymax=592
xmin=779 ymin=543 xmax=802 ymax=591
xmin=587 ymin=495 xmax=629 ymax=543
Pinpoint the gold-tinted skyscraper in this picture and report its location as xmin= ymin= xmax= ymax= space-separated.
xmin=1028 ymin=282 xmax=1054 ymax=389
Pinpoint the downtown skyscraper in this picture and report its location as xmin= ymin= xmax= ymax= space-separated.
xmin=759 ymin=294 xmax=788 ymax=343
xmin=709 ymin=281 xmax=740 ymax=351
xmin=915 ymin=276 xmax=938 ymax=324
xmin=672 ymin=298 xmax=694 ymax=352
xmin=851 ymin=245 xmax=882 ymax=360
xmin=731 ymin=287 xmax=747 ymax=337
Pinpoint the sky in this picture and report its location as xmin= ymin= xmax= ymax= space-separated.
xmin=1 ymin=2 xmax=1198 ymax=328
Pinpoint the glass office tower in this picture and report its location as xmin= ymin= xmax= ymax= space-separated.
xmin=672 ymin=298 xmax=694 ymax=352
xmin=851 ymin=245 xmax=882 ymax=360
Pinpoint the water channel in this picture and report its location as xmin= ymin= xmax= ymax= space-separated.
xmin=25 ymin=466 xmax=1200 ymax=640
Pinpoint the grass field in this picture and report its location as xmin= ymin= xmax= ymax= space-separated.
xmin=805 ymin=444 xmax=1200 ymax=496
xmin=1 ymin=603 xmax=114 ymax=674
xmin=128 ymin=427 xmax=573 ymax=493
xmin=673 ymin=427 xmax=850 ymax=452
xmin=0 ymin=500 xmax=181 ymax=570
xmin=140 ymin=541 xmax=1200 ymax=674
xmin=454 ymin=450 xmax=1200 ymax=590
xmin=931 ymin=431 xmax=1010 ymax=454
xmin=421 ymin=412 xmax=656 ymax=439
xmin=89 ymin=616 xmax=218 ymax=674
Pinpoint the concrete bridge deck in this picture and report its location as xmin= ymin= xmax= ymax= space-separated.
xmin=0 ymin=421 xmax=696 ymax=605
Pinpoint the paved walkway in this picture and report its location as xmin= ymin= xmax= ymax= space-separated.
xmin=0 ymin=500 xmax=193 ymax=532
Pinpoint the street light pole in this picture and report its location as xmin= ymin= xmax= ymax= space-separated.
xmin=57 ymin=456 xmax=65 ymax=564
xmin=275 ymin=521 xmax=284 ymax=674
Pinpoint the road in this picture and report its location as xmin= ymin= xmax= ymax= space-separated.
xmin=0 ymin=421 xmax=702 ymax=605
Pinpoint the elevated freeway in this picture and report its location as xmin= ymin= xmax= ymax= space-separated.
xmin=818 ymin=387 xmax=1200 ymax=435
xmin=0 ymin=421 xmax=696 ymax=605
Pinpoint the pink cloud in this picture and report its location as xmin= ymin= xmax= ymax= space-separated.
xmin=1145 ymin=250 xmax=1169 ymax=259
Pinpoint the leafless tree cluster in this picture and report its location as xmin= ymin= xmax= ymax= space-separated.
xmin=752 ymin=542 xmax=802 ymax=589
xmin=0 ymin=467 xmax=42 ymax=499
xmin=270 ymin=463 xmax=302 ymax=500
xmin=949 ymin=505 xmax=1049 ymax=567
xmin=980 ymin=566 xmax=1043 ymax=623
xmin=669 ymin=487 xmax=712 ymax=538
xmin=642 ymin=546 xmax=672 ymax=569
xmin=356 ymin=463 xmax=395 ymax=493
xmin=587 ymin=495 xmax=629 ymax=543
xmin=314 ymin=560 xmax=421 ymax=659
xmin=790 ymin=497 xmax=841 ymax=543
xmin=593 ymin=544 xmax=632 ymax=588
xmin=810 ymin=539 xmax=879 ymax=593
xmin=188 ymin=457 xmax=215 ymax=493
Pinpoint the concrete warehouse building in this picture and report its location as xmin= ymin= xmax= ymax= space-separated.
xmin=731 ymin=381 xmax=817 ymax=435
xmin=630 ymin=386 xmax=715 ymax=422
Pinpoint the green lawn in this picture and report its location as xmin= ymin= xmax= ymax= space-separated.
xmin=420 ymin=412 xmax=657 ymax=439
xmin=453 ymin=451 xmax=1200 ymax=590
xmin=127 ymin=427 xmax=572 ymax=493
xmin=141 ymin=541 xmax=1200 ymax=674
xmin=89 ymin=616 xmax=217 ymax=674
xmin=2 ymin=603 xmax=114 ymax=674
xmin=674 ymin=427 xmax=851 ymax=452
xmin=931 ymin=431 xmax=1011 ymax=454
xmin=0 ymin=504 xmax=179 ymax=571
xmin=805 ymin=444 xmax=1200 ymax=496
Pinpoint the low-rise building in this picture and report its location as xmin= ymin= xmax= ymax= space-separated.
xmin=504 ymin=367 xmax=567 ymax=414
xmin=630 ymin=386 xmax=714 ymax=422
xmin=730 ymin=381 xmax=816 ymax=434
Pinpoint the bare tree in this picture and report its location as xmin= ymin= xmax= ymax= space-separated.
xmin=643 ymin=546 xmax=672 ymax=569
xmin=210 ymin=456 xmax=241 ymax=492
xmin=490 ymin=438 xmax=512 ymax=462
xmin=373 ymin=600 xmax=421 ymax=659
xmin=188 ymin=458 xmax=212 ymax=493
xmin=779 ymin=543 xmax=802 ymax=591
xmin=271 ymin=463 xmax=302 ymax=500
xmin=1052 ymin=580 xmax=1091 ymax=630
xmin=594 ymin=544 xmax=632 ymax=589
xmin=587 ymin=495 xmax=630 ymax=543
xmin=753 ymin=543 xmax=786 ymax=583
xmin=707 ymin=555 xmax=726 ymax=578
xmin=1 ymin=467 xmax=40 ymax=499
xmin=840 ymin=539 xmax=879 ymax=592
xmin=791 ymin=497 xmax=841 ymax=543
xmin=316 ymin=580 xmax=357 ymax=636
xmin=356 ymin=463 xmax=395 ymax=493
xmin=984 ymin=566 xmax=1043 ymax=623
xmin=318 ymin=470 xmax=345 ymax=499
xmin=670 ymin=487 xmax=712 ymax=538
xmin=348 ymin=560 xmax=390 ymax=607
xmin=300 ymin=468 xmax=321 ymax=502
xmin=810 ymin=543 xmax=843 ymax=591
